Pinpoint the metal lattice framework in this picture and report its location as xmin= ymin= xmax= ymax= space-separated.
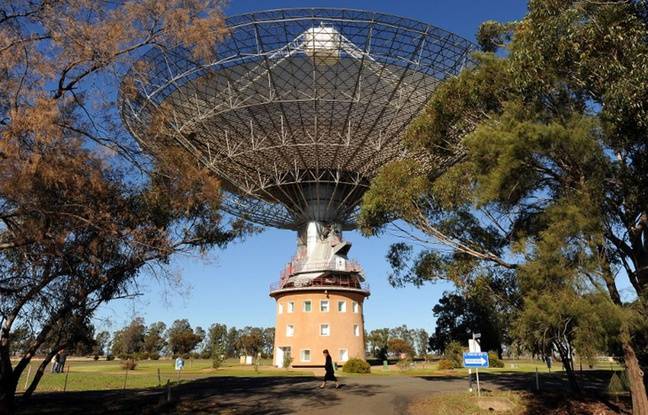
xmin=121 ymin=8 xmax=475 ymax=230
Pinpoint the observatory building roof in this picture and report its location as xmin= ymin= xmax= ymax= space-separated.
xmin=121 ymin=8 xmax=475 ymax=230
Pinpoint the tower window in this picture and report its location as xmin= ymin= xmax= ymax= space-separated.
xmin=320 ymin=300 xmax=329 ymax=312
xmin=286 ymin=325 xmax=294 ymax=337
xmin=278 ymin=303 xmax=283 ymax=314
xmin=320 ymin=324 xmax=330 ymax=336
xmin=352 ymin=301 xmax=359 ymax=313
xmin=339 ymin=349 xmax=348 ymax=362
xmin=288 ymin=302 xmax=295 ymax=313
xmin=354 ymin=324 xmax=360 ymax=337
xmin=337 ymin=301 xmax=346 ymax=312
xmin=303 ymin=300 xmax=312 ymax=312
xmin=301 ymin=349 xmax=311 ymax=362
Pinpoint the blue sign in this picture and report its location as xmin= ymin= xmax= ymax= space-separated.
xmin=463 ymin=352 xmax=489 ymax=368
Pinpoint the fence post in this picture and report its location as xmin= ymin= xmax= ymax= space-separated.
xmin=166 ymin=379 xmax=171 ymax=402
xmin=63 ymin=364 xmax=70 ymax=392
xmin=535 ymin=367 xmax=540 ymax=391
xmin=122 ymin=368 xmax=129 ymax=390
xmin=24 ymin=365 xmax=32 ymax=391
xmin=157 ymin=368 xmax=161 ymax=387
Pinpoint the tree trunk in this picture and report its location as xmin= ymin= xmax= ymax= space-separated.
xmin=554 ymin=341 xmax=581 ymax=395
xmin=23 ymin=351 xmax=56 ymax=399
xmin=622 ymin=333 xmax=648 ymax=415
xmin=0 ymin=378 xmax=16 ymax=415
xmin=0 ymin=328 xmax=16 ymax=415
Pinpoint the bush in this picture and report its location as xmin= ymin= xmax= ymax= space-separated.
xmin=106 ymin=355 xmax=115 ymax=361
xmin=283 ymin=354 xmax=293 ymax=369
xmin=93 ymin=355 xmax=99 ymax=361
xmin=488 ymin=351 xmax=504 ymax=368
xmin=396 ymin=358 xmax=413 ymax=371
xmin=443 ymin=341 xmax=464 ymax=369
xmin=120 ymin=358 xmax=137 ymax=370
xmin=342 ymin=358 xmax=371 ymax=374
xmin=149 ymin=352 xmax=161 ymax=360
xmin=437 ymin=359 xmax=454 ymax=370
xmin=212 ymin=353 xmax=224 ymax=369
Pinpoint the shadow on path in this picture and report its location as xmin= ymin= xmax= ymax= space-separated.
xmin=17 ymin=376 xmax=386 ymax=415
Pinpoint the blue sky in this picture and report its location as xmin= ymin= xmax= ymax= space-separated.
xmin=94 ymin=0 xmax=529 ymax=334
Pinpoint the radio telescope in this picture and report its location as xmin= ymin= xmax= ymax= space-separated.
xmin=121 ymin=8 xmax=474 ymax=366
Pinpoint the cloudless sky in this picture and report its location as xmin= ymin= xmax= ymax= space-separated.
xmin=94 ymin=0 xmax=529 ymax=335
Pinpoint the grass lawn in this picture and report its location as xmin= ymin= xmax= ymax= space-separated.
xmin=14 ymin=358 xmax=312 ymax=393
xmin=340 ymin=357 xmax=624 ymax=378
xmin=14 ymin=357 xmax=624 ymax=393
xmin=408 ymin=390 xmax=526 ymax=415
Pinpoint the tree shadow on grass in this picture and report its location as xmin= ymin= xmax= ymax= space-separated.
xmin=417 ymin=370 xmax=631 ymax=414
xmin=17 ymin=376 xmax=387 ymax=415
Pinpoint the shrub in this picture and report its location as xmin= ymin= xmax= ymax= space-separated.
xmin=488 ymin=351 xmax=504 ymax=368
xmin=106 ymin=355 xmax=115 ymax=361
xmin=93 ymin=355 xmax=99 ymax=361
xmin=342 ymin=358 xmax=371 ymax=374
xmin=437 ymin=359 xmax=454 ymax=370
xmin=212 ymin=354 xmax=224 ymax=369
xmin=149 ymin=352 xmax=161 ymax=360
xmin=120 ymin=358 xmax=138 ymax=370
xmin=443 ymin=341 xmax=464 ymax=369
xmin=282 ymin=354 xmax=293 ymax=369
xmin=396 ymin=358 xmax=412 ymax=371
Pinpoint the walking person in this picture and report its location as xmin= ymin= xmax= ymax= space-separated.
xmin=320 ymin=349 xmax=339 ymax=389
xmin=51 ymin=352 xmax=60 ymax=373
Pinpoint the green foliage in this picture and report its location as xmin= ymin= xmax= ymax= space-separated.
xmin=443 ymin=341 xmax=464 ymax=369
xmin=488 ymin=352 xmax=504 ymax=368
xmin=608 ymin=372 xmax=629 ymax=396
xmin=120 ymin=358 xmax=137 ymax=371
xmin=212 ymin=353 xmax=224 ymax=369
xmin=111 ymin=318 xmax=146 ymax=359
xmin=396 ymin=358 xmax=413 ymax=371
xmin=166 ymin=319 xmax=204 ymax=356
xmin=282 ymin=354 xmax=293 ymax=369
xmin=359 ymin=0 xmax=648 ymax=401
xmin=437 ymin=359 xmax=454 ymax=370
xmin=143 ymin=322 xmax=166 ymax=357
xmin=342 ymin=358 xmax=371 ymax=374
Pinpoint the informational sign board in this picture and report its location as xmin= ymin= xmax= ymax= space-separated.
xmin=463 ymin=352 xmax=489 ymax=368
xmin=468 ymin=339 xmax=481 ymax=353
xmin=175 ymin=357 xmax=184 ymax=371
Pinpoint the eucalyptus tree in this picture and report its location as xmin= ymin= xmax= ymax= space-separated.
xmin=360 ymin=1 xmax=648 ymax=411
xmin=0 ymin=1 xmax=249 ymax=413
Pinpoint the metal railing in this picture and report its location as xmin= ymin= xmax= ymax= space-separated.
xmin=270 ymin=274 xmax=370 ymax=292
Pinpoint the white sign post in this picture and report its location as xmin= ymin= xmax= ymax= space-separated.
xmin=466 ymin=334 xmax=484 ymax=397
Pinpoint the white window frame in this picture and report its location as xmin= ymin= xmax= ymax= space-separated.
xmin=354 ymin=324 xmax=360 ymax=337
xmin=320 ymin=323 xmax=330 ymax=336
xmin=301 ymin=349 xmax=311 ymax=362
xmin=320 ymin=300 xmax=329 ymax=312
xmin=278 ymin=303 xmax=283 ymax=314
xmin=286 ymin=324 xmax=294 ymax=337
xmin=339 ymin=348 xmax=349 ymax=362
xmin=352 ymin=301 xmax=359 ymax=313
xmin=287 ymin=301 xmax=295 ymax=313
xmin=337 ymin=300 xmax=346 ymax=312
xmin=303 ymin=300 xmax=312 ymax=312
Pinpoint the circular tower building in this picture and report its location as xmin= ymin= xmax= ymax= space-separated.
xmin=120 ymin=9 xmax=474 ymax=368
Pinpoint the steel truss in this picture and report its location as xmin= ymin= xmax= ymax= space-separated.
xmin=121 ymin=8 xmax=475 ymax=230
